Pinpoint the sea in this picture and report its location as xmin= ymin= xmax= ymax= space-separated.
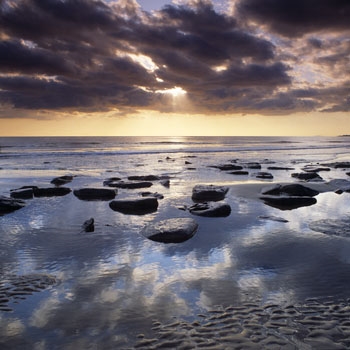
xmin=1 ymin=136 xmax=350 ymax=349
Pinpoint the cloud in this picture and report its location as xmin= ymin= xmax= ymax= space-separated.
xmin=0 ymin=0 xmax=348 ymax=117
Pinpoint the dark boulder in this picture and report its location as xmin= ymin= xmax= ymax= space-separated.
xmin=73 ymin=188 xmax=117 ymax=201
xmin=142 ymin=218 xmax=198 ymax=243
xmin=188 ymin=202 xmax=231 ymax=217
xmin=34 ymin=187 xmax=71 ymax=197
xmin=261 ymin=184 xmax=319 ymax=197
xmin=50 ymin=175 xmax=74 ymax=186
xmin=192 ymin=185 xmax=229 ymax=202
xmin=109 ymin=197 xmax=158 ymax=215
xmin=228 ymin=171 xmax=249 ymax=175
xmin=0 ymin=196 xmax=26 ymax=214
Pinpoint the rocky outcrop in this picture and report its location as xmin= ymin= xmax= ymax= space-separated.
xmin=73 ymin=188 xmax=117 ymax=201
xmin=142 ymin=218 xmax=198 ymax=243
xmin=254 ymin=172 xmax=273 ymax=179
xmin=0 ymin=196 xmax=26 ymax=214
xmin=105 ymin=180 xmax=153 ymax=189
xmin=188 ymin=202 xmax=231 ymax=217
xmin=109 ymin=197 xmax=158 ymax=215
xmin=192 ymin=185 xmax=229 ymax=202
xmin=50 ymin=175 xmax=74 ymax=186
xmin=260 ymin=184 xmax=319 ymax=210
xmin=291 ymin=172 xmax=323 ymax=181
xmin=33 ymin=187 xmax=71 ymax=197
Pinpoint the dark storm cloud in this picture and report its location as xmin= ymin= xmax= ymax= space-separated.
xmin=236 ymin=0 xmax=350 ymax=37
xmin=0 ymin=0 xmax=348 ymax=116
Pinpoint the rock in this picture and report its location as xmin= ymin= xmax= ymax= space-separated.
xmin=185 ymin=161 xmax=192 ymax=165
xmin=103 ymin=177 xmax=122 ymax=186
xmin=33 ymin=187 xmax=71 ymax=197
xmin=109 ymin=197 xmax=158 ymax=215
xmin=128 ymin=175 xmax=160 ymax=181
xmin=302 ymin=165 xmax=330 ymax=173
xmin=0 ymin=196 xmax=26 ymax=214
xmin=260 ymin=195 xmax=317 ymax=210
xmin=141 ymin=192 xmax=164 ymax=199
xmin=228 ymin=171 xmax=249 ymax=175
xmin=209 ymin=164 xmax=243 ymax=171
xmin=50 ymin=175 xmax=74 ymax=186
xmin=261 ymin=184 xmax=319 ymax=197
xmin=73 ymin=188 xmax=117 ymax=201
xmin=142 ymin=218 xmax=198 ymax=243
xmin=267 ymin=166 xmax=295 ymax=170
xmin=242 ymin=162 xmax=261 ymax=169
xmin=105 ymin=181 xmax=153 ymax=189
xmin=192 ymin=185 xmax=229 ymax=202
xmin=254 ymin=172 xmax=273 ymax=179
xmin=291 ymin=172 xmax=323 ymax=181
xmin=327 ymin=162 xmax=350 ymax=169
xmin=260 ymin=184 xmax=318 ymax=210
xmin=82 ymin=218 xmax=94 ymax=232
xmin=10 ymin=188 xmax=34 ymax=199
xmin=160 ymin=179 xmax=170 ymax=188
xmin=258 ymin=215 xmax=289 ymax=223
xmin=188 ymin=202 xmax=231 ymax=217
xmin=346 ymin=172 xmax=350 ymax=176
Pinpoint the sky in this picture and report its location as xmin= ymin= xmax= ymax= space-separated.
xmin=0 ymin=0 xmax=349 ymax=136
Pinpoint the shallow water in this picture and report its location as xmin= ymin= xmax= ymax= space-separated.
xmin=0 ymin=136 xmax=350 ymax=348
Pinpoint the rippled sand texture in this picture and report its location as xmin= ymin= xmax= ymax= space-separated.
xmin=134 ymin=298 xmax=350 ymax=349
xmin=0 ymin=274 xmax=57 ymax=312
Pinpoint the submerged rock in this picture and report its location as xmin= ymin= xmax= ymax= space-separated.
xmin=258 ymin=215 xmax=289 ymax=223
xmin=0 ymin=196 xmax=26 ymax=214
xmin=209 ymin=164 xmax=243 ymax=171
xmin=109 ymin=197 xmax=158 ymax=215
xmin=302 ymin=165 xmax=330 ymax=173
xmin=309 ymin=218 xmax=350 ymax=237
xmin=141 ymin=192 xmax=164 ymax=199
xmin=50 ymin=175 xmax=74 ymax=186
xmin=242 ymin=162 xmax=261 ymax=169
xmin=33 ymin=187 xmax=71 ymax=197
xmin=142 ymin=218 xmax=198 ymax=243
xmin=188 ymin=202 xmax=231 ymax=217
xmin=192 ymin=185 xmax=229 ymax=202
xmin=128 ymin=175 xmax=160 ymax=181
xmin=73 ymin=188 xmax=117 ymax=201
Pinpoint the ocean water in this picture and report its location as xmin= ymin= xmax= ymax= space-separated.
xmin=1 ymin=136 xmax=350 ymax=348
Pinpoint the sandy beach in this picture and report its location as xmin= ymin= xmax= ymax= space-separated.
xmin=1 ymin=136 xmax=350 ymax=349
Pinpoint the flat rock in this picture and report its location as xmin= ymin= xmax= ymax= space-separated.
xmin=105 ymin=180 xmax=153 ymax=189
xmin=50 ymin=175 xmax=74 ymax=186
xmin=10 ymin=188 xmax=34 ymax=199
xmin=267 ymin=166 xmax=295 ymax=170
xmin=109 ymin=197 xmax=158 ymax=215
xmin=128 ymin=175 xmax=160 ymax=181
xmin=142 ymin=218 xmax=198 ymax=243
xmin=208 ymin=164 xmax=243 ymax=171
xmin=192 ymin=185 xmax=229 ymax=202
xmin=188 ymin=202 xmax=231 ymax=217
xmin=254 ymin=172 xmax=273 ymax=179
xmin=141 ymin=192 xmax=164 ymax=199
xmin=73 ymin=188 xmax=117 ymax=201
xmin=228 ymin=171 xmax=249 ymax=175
xmin=0 ymin=196 xmax=26 ymax=214
xmin=33 ymin=187 xmax=71 ymax=197
xmin=261 ymin=184 xmax=319 ymax=197
xmin=302 ymin=165 xmax=330 ymax=173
